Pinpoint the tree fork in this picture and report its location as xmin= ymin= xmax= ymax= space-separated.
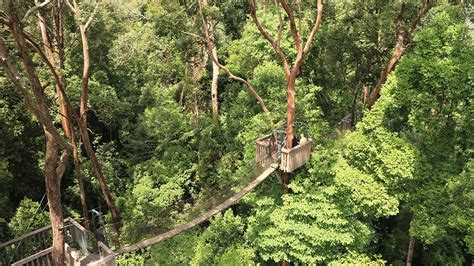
xmin=37 ymin=2 xmax=91 ymax=230
xmin=198 ymin=0 xmax=271 ymax=116
xmin=27 ymin=35 xmax=121 ymax=232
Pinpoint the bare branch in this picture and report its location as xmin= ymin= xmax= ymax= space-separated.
xmin=405 ymin=0 xmax=430 ymax=40
xmin=302 ymin=0 xmax=323 ymax=55
xmin=0 ymin=11 xmax=10 ymax=25
xmin=22 ymin=0 xmax=51 ymax=24
xmin=64 ymin=0 xmax=76 ymax=13
xmin=198 ymin=0 xmax=270 ymax=114
xmin=273 ymin=0 xmax=284 ymax=45
xmin=280 ymin=0 xmax=302 ymax=51
xmin=84 ymin=3 xmax=99 ymax=31
xmin=248 ymin=0 xmax=290 ymax=78
xmin=178 ymin=29 xmax=205 ymax=41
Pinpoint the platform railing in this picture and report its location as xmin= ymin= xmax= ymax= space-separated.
xmin=280 ymin=139 xmax=313 ymax=172
xmin=10 ymin=247 xmax=53 ymax=266
xmin=0 ymin=217 xmax=99 ymax=265
xmin=256 ymin=132 xmax=312 ymax=172
xmin=0 ymin=223 xmax=53 ymax=265
xmin=89 ymin=241 xmax=116 ymax=266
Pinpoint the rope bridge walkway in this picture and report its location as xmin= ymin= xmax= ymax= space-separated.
xmin=117 ymin=162 xmax=278 ymax=254
xmin=0 ymin=133 xmax=311 ymax=263
xmin=116 ymin=133 xmax=312 ymax=254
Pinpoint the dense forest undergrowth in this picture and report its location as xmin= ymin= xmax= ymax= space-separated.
xmin=0 ymin=0 xmax=472 ymax=265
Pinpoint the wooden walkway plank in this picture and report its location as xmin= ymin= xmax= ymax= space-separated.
xmin=116 ymin=164 xmax=278 ymax=254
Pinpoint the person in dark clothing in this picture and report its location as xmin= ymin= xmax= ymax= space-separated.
xmin=94 ymin=224 xmax=106 ymax=243
xmin=292 ymin=134 xmax=299 ymax=147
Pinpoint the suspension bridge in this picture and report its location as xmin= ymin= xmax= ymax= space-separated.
xmin=1 ymin=133 xmax=312 ymax=265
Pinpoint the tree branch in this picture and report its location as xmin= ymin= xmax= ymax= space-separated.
xmin=64 ymin=0 xmax=76 ymax=13
xmin=303 ymin=0 xmax=323 ymax=55
xmin=367 ymin=0 xmax=430 ymax=109
xmin=405 ymin=0 xmax=430 ymax=40
xmin=273 ymin=0 xmax=284 ymax=45
xmin=0 ymin=36 xmax=71 ymax=152
xmin=0 ymin=11 xmax=10 ymax=25
xmin=248 ymin=0 xmax=290 ymax=79
xmin=4 ymin=0 xmax=72 ymax=151
xmin=22 ymin=0 xmax=51 ymax=24
xmin=280 ymin=0 xmax=302 ymax=51
xmin=84 ymin=3 xmax=98 ymax=31
xmin=396 ymin=3 xmax=406 ymax=37
xmin=198 ymin=0 xmax=270 ymax=114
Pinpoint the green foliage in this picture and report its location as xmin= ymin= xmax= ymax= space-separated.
xmin=1 ymin=1 xmax=471 ymax=265
xmin=342 ymin=4 xmax=473 ymax=263
xmin=191 ymin=209 xmax=254 ymax=265
xmin=246 ymin=143 xmax=398 ymax=263
xmin=147 ymin=231 xmax=199 ymax=265
xmin=328 ymin=251 xmax=386 ymax=265
xmin=8 ymin=198 xmax=49 ymax=237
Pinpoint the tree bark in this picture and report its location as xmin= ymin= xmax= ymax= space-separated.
xmin=198 ymin=0 xmax=270 ymax=115
xmin=37 ymin=3 xmax=91 ymax=230
xmin=406 ymin=235 xmax=416 ymax=266
xmin=211 ymin=43 xmax=219 ymax=123
xmin=366 ymin=39 xmax=404 ymax=109
xmin=285 ymin=74 xmax=297 ymax=148
xmin=201 ymin=0 xmax=219 ymax=123
xmin=249 ymin=0 xmax=323 ymax=148
xmin=79 ymin=17 xmax=121 ymax=236
xmin=367 ymin=0 xmax=430 ymax=109
xmin=44 ymin=131 xmax=65 ymax=266
xmin=64 ymin=1 xmax=121 ymax=234
xmin=2 ymin=2 xmax=69 ymax=263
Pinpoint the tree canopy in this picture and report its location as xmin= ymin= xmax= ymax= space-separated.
xmin=0 ymin=0 xmax=472 ymax=264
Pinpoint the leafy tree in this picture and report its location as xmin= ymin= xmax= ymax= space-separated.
xmin=191 ymin=209 xmax=254 ymax=265
xmin=8 ymin=198 xmax=49 ymax=237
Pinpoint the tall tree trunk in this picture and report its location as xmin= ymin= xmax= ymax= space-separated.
xmin=406 ymin=235 xmax=416 ymax=266
xmin=77 ymin=18 xmax=121 ymax=236
xmin=211 ymin=45 xmax=219 ymax=123
xmin=367 ymin=0 xmax=430 ymax=109
xmin=202 ymin=0 xmax=220 ymax=123
xmin=78 ymin=123 xmax=121 ymax=234
xmin=37 ymin=5 xmax=91 ymax=229
xmin=44 ymin=131 xmax=65 ymax=266
xmin=285 ymin=74 xmax=297 ymax=149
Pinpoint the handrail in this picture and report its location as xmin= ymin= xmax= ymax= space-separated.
xmin=11 ymin=247 xmax=52 ymax=266
xmin=0 ymin=223 xmax=52 ymax=249
xmin=0 ymin=218 xmax=75 ymax=249
xmin=117 ymin=163 xmax=279 ymax=254
xmin=89 ymin=241 xmax=116 ymax=266
xmin=281 ymin=139 xmax=312 ymax=153
xmin=1 ymin=217 xmax=100 ymax=265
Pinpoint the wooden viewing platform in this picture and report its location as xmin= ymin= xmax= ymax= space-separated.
xmin=0 ymin=218 xmax=116 ymax=266
xmin=256 ymin=132 xmax=313 ymax=172
xmin=2 ymin=132 xmax=311 ymax=263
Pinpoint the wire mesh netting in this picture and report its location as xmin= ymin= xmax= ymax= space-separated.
xmin=118 ymin=151 xmax=279 ymax=254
